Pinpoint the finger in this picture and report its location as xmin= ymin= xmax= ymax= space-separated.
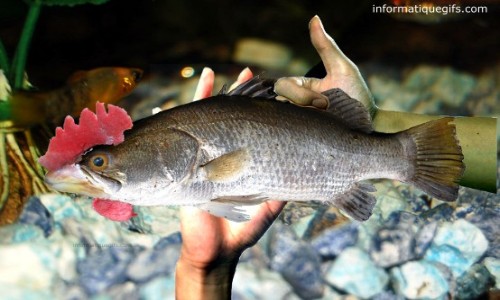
xmin=274 ymin=77 xmax=328 ymax=108
xmin=193 ymin=67 xmax=215 ymax=101
xmin=229 ymin=67 xmax=253 ymax=91
xmin=309 ymin=15 xmax=354 ymax=75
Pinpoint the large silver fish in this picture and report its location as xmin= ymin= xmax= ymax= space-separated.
xmin=45 ymin=78 xmax=465 ymax=221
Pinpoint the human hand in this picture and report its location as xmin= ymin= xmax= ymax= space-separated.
xmin=274 ymin=15 xmax=377 ymax=117
xmin=176 ymin=67 xmax=286 ymax=299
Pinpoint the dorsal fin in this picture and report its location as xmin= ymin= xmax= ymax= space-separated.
xmin=322 ymin=88 xmax=373 ymax=133
xmin=219 ymin=76 xmax=277 ymax=99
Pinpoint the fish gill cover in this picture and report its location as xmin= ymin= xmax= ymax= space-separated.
xmin=38 ymin=102 xmax=133 ymax=171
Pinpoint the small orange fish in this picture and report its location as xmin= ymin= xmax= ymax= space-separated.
xmin=10 ymin=67 xmax=142 ymax=127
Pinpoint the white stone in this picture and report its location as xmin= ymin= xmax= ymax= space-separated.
xmin=233 ymin=262 xmax=295 ymax=299
xmin=425 ymin=219 xmax=489 ymax=277
xmin=325 ymin=247 xmax=388 ymax=299
xmin=391 ymin=261 xmax=449 ymax=299
xmin=0 ymin=243 xmax=56 ymax=290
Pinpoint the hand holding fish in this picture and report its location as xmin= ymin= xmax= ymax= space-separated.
xmin=274 ymin=15 xmax=376 ymax=116
xmin=176 ymin=68 xmax=285 ymax=299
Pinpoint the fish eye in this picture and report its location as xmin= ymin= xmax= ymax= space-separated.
xmin=87 ymin=153 xmax=110 ymax=172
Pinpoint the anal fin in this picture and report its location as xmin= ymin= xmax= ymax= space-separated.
xmin=331 ymin=182 xmax=377 ymax=221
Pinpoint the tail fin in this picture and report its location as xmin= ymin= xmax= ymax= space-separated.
xmin=399 ymin=117 xmax=465 ymax=201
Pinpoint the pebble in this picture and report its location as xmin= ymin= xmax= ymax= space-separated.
xmin=232 ymin=262 xmax=296 ymax=300
xmin=18 ymin=196 xmax=54 ymax=237
xmin=420 ymin=203 xmax=455 ymax=223
xmin=139 ymin=276 xmax=175 ymax=300
xmin=391 ymin=261 xmax=449 ymax=299
xmin=77 ymin=245 xmax=143 ymax=295
xmin=126 ymin=232 xmax=181 ymax=283
xmin=454 ymin=263 xmax=494 ymax=300
xmin=267 ymin=222 xmax=324 ymax=299
xmin=424 ymin=219 xmax=489 ymax=277
xmin=325 ymin=247 xmax=388 ymax=299
xmin=0 ymin=243 xmax=56 ymax=291
xmin=311 ymin=222 xmax=359 ymax=259
xmin=40 ymin=194 xmax=85 ymax=225
xmin=483 ymin=257 xmax=500 ymax=289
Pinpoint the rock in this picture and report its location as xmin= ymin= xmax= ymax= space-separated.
xmin=311 ymin=222 xmax=358 ymax=259
xmin=325 ymin=247 xmax=388 ymax=299
xmin=483 ymin=257 xmax=500 ymax=289
xmin=18 ymin=196 xmax=54 ymax=237
xmin=424 ymin=219 xmax=489 ymax=277
xmin=233 ymin=38 xmax=292 ymax=70
xmin=456 ymin=189 xmax=500 ymax=258
xmin=77 ymin=245 xmax=142 ymax=295
xmin=0 ymin=243 xmax=56 ymax=291
xmin=130 ymin=206 xmax=180 ymax=236
xmin=0 ymin=223 xmax=45 ymax=244
xmin=139 ymin=276 xmax=175 ymax=300
xmin=106 ymin=281 xmax=140 ymax=299
xmin=454 ymin=263 xmax=494 ymax=299
xmin=420 ymin=203 xmax=455 ymax=223
xmin=372 ymin=290 xmax=405 ymax=300
xmin=232 ymin=262 xmax=296 ymax=300
xmin=126 ymin=232 xmax=182 ymax=283
xmin=267 ymin=222 xmax=324 ymax=299
xmin=371 ymin=225 xmax=415 ymax=268
xmin=430 ymin=67 xmax=476 ymax=107
xmin=391 ymin=261 xmax=449 ymax=299
xmin=414 ymin=222 xmax=438 ymax=257
xmin=373 ymin=181 xmax=410 ymax=221
xmin=40 ymin=194 xmax=84 ymax=225
xmin=371 ymin=210 xmax=438 ymax=268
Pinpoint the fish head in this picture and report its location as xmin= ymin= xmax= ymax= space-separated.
xmin=45 ymin=127 xmax=200 ymax=204
xmin=44 ymin=148 xmax=125 ymax=198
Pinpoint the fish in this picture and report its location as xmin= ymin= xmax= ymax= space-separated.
xmin=10 ymin=67 xmax=142 ymax=127
xmin=44 ymin=78 xmax=465 ymax=222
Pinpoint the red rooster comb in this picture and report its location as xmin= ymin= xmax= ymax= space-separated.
xmin=39 ymin=102 xmax=133 ymax=171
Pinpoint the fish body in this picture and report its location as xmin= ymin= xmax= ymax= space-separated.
xmin=45 ymin=81 xmax=464 ymax=221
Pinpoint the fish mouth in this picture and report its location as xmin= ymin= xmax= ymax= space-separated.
xmin=44 ymin=164 xmax=122 ymax=198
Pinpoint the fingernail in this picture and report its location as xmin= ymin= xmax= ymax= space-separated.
xmin=200 ymin=67 xmax=212 ymax=78
xmin=312 ymin=98 xmax=328 ymax=109
xmin=237 ymin=67 xmax=251 ymax=81
xmin=309 ymin=15 xmax=321 ymax=29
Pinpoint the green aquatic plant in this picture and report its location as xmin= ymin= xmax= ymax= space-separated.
xmin=0 ymin=0 xmax=110 ymax=224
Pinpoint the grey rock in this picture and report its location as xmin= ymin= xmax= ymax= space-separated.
xmin=77 ymin=245 xmax=142 ymax=295
xmin=126 ymin=232 xmax=182 ymax=283
xmin=268 ymin=222 xmax=324 ymax=299
xmin=311 ymin=222 xmax=358 ymax=259
xmin=18 ymin=196 xmax=54 ymax=237
xmin=420 ymin=203 xmax=455 ymax=223
xmin=371 ymin=211 xmax=435 ymax=268
xmin=454 ymin=264 xmax=494 ymax=300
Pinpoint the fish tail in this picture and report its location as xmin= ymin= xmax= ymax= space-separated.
xmin=398 ymin=117 xmax=465 ymax=201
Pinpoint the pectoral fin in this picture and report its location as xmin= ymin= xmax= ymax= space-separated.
xmin=198 ymin=202 xmax=260 ymax=222
xmin=331 ymin=182 xmax=377 ymax=221
xmin=202 ymin=149 xmax=250 ymax=182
